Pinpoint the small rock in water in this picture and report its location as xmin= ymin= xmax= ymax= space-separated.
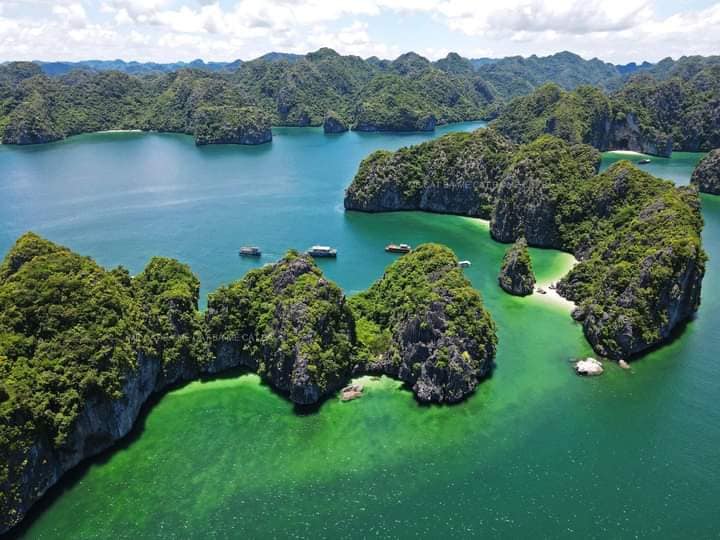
xmin=340 ymin=383 xmax=364 ymax=401
xmin=618 ymin=359 xmax=631 ymax=370
xmin=574 ymin=357 xmax=604 ymax=376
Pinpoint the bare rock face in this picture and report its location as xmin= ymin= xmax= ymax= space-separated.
xmin=609 ymin=112 xmax=673 ymax=158
xmin=498 ymin=237 xmax=536 ymax=296
xmin=1 ymin=354 xmax=161 ymax=535
xmin=691 ymin=149 xmax=720 ymax=195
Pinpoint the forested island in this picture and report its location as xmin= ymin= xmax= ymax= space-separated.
xmin=0 ymin=234 xmax=496 ymax=533
xmin=1 ymin=50 xmax=718 ymax=151
xmin=345 ymin=130 xmax=706 ymax=359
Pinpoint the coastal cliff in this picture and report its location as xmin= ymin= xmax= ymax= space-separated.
xmin=344 ymin=131 xmax=706 ymax=359
xmin=691 ymin=149 xmax=720 ymax=195
xmin=0 ymin=234 xmax=500 ymax=532
xmin=344 ymin=129 xmax=514 ymax=216
xmin=491 ymin=83 xmax=681 ymax=158
xmin=351 ymin=244 xmax=497 ymax=403
xmin=323 ymin=111 xmax=348 ymax=133
xmin=205 ymin=251 xmax=356 ymax=405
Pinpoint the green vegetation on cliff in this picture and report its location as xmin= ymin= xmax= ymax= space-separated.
xmin=192 ymin=105 xmax=271 ymax=145
xmin=691 ymin=149 xmax=720 ymax=195
xmin=498 ymin=238 xmax=535 ymax=296
xmin=2 ymin=50 xmax=718 ymax=146
xmin=556 ymin=162 xmax=706 ymax=357
xmin=345 ymin=131 xmax=705 ymax=359
xmin=493 ymin=63 xmax=720 ymax=155
xmin=0 ymin=234 xmax=145 ymax=526
xmin=350 ymin=244 xmax=497 ymax=402
xmin=133 ymin=257 xmax=210 ymax=382
xmin=205 ymin=251 xmax=356 ymax=403
xmin=0 ymin=235 xmax=209 ymax=531
xmin=0 ymin=233 xmax=143 ymax=448
xmin=345 ymin=128 xmax=515 ymax=217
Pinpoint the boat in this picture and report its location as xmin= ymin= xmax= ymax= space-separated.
xmin=239 ymin=246 xmax=261 ymax=257
xmin=638 ymin=158 xmax=651 ymax=165
xmin=458 ymin=260 xmax=472 ymax=268
xmin=307 ymin=245 xmax=337 ymax=258
xmin=385 ymin=243 xmax=412 ymax=254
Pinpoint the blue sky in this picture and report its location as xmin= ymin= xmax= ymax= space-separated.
xmin=0 ymin=1 xmax=718 ymax=63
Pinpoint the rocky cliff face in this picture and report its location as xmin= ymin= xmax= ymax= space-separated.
xmin=1 ymin=355 xmax=161 ymax=534
xmin=344 ymin=133 xmax=705 ymax=361
xmin=498 ymin=237 xmax=536 ymax=296
xmin=489 ymin=138 xmax=601 ymax=245
xmin=344 ymin=128 xmax=514 ymax=216
xmin=2 ymin=99 xmax=64 ymax=145
xmin=323 ymin=111 xmax=348 ymax=133
xmin=609 ymin=112 xmax=673 ymax=158
xmin=556 ymin=168 xmax=706 ymax=359
xmin=205 ymin=252 xmax=356 ymax=405
xmin=691 ymin=149 xmax=720 ymax=194
xmin=351 ymin=244 xmax=497 ymax=403
xmin=353 ymin=111 xmax=437 ymax=133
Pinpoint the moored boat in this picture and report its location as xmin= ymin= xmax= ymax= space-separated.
xmin=239 ymin=246 xmax=261 ymax=257
xmin=638 ymin=158 xmax=651 ymax=165
xmin=458 ymin=260 xmax=472 ymax=268
xmin=385 ymin=243 xmax=412 ymax=254
xmin=307 ymin=245 xmax=337 ymax=258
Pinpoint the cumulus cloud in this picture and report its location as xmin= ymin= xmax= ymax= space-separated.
xmin=437 ymin=0 xmax=653 ymax=36
xmin=52 ymin=2 xmax=88 ymax=29
xmin=0 ymin=0 xmax=719 ymax=63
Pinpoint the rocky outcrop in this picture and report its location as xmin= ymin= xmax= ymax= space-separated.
xmin=344 ymin=128 xmax=514 ymax=216
xmin=323 ymin=111 xmax=348 ymax=133
xmin=344 ymin=132 xmax=705 ymax=361
xmin=575 ymin=357 xmax=603 ymax=376
xmin=352 ymin=108 xmax=437 ymax=133
xmin=498 ymin=237 xmax=535 ymax=296
xmin=608 ymin=112 xmax=673 ymax=158
xmin=351 ymin=244 xmax=497 ymax=403
xmin=691 ymin=149 xmax=720 ymax=194
xmin=192 ymin=105 xmax=272 ymax=145
xmin=205 ymin=251 xmax=356 ymax=405
xmin=556 ymin=169 xmax=706 ymax=359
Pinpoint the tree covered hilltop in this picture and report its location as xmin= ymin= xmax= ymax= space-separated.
xmin=0 ymin=234 xmax=497 ymax=533
xmin=345 ymin=130 xmax=706 ymax=359
xmin=1 ymin=50 xmax=718 ymax=150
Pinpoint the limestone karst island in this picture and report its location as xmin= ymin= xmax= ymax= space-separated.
xmin=1 ymin=1 xmax=719 ymax=537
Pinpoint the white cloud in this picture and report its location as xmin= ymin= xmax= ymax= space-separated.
xmin=52 ymin=2 xmax=88 ymax=29
xmin=437 ymin=0 xmax=652 ymax=36
xmin=0 ymin=1 xmax=719 ymax=63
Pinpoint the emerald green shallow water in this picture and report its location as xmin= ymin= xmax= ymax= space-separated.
xmin=1 ymin=129 xmax=718 ymax=538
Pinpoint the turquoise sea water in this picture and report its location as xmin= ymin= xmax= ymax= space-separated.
xmin=1 ymin=128 xmax=718 ymax=539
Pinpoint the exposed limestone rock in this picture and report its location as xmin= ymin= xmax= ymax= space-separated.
xmin=498 ymin=237 xmax=536 ymax=296
xmin=323 ymin=111 xmax=348 ymax=133
xmin=691 ymin=149 xmax=720 ymax=195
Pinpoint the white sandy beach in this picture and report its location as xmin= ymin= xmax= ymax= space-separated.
xmin=606 ymin=149 xmax=646 ymax=156
xmin=531 ymin=257 xmax=579 ymax=311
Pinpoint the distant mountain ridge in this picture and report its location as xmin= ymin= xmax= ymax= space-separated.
xmin=1 ymin=48 xmax=717 ymax=149
xmin=24 ymin=50 xmax=650 ymax=79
